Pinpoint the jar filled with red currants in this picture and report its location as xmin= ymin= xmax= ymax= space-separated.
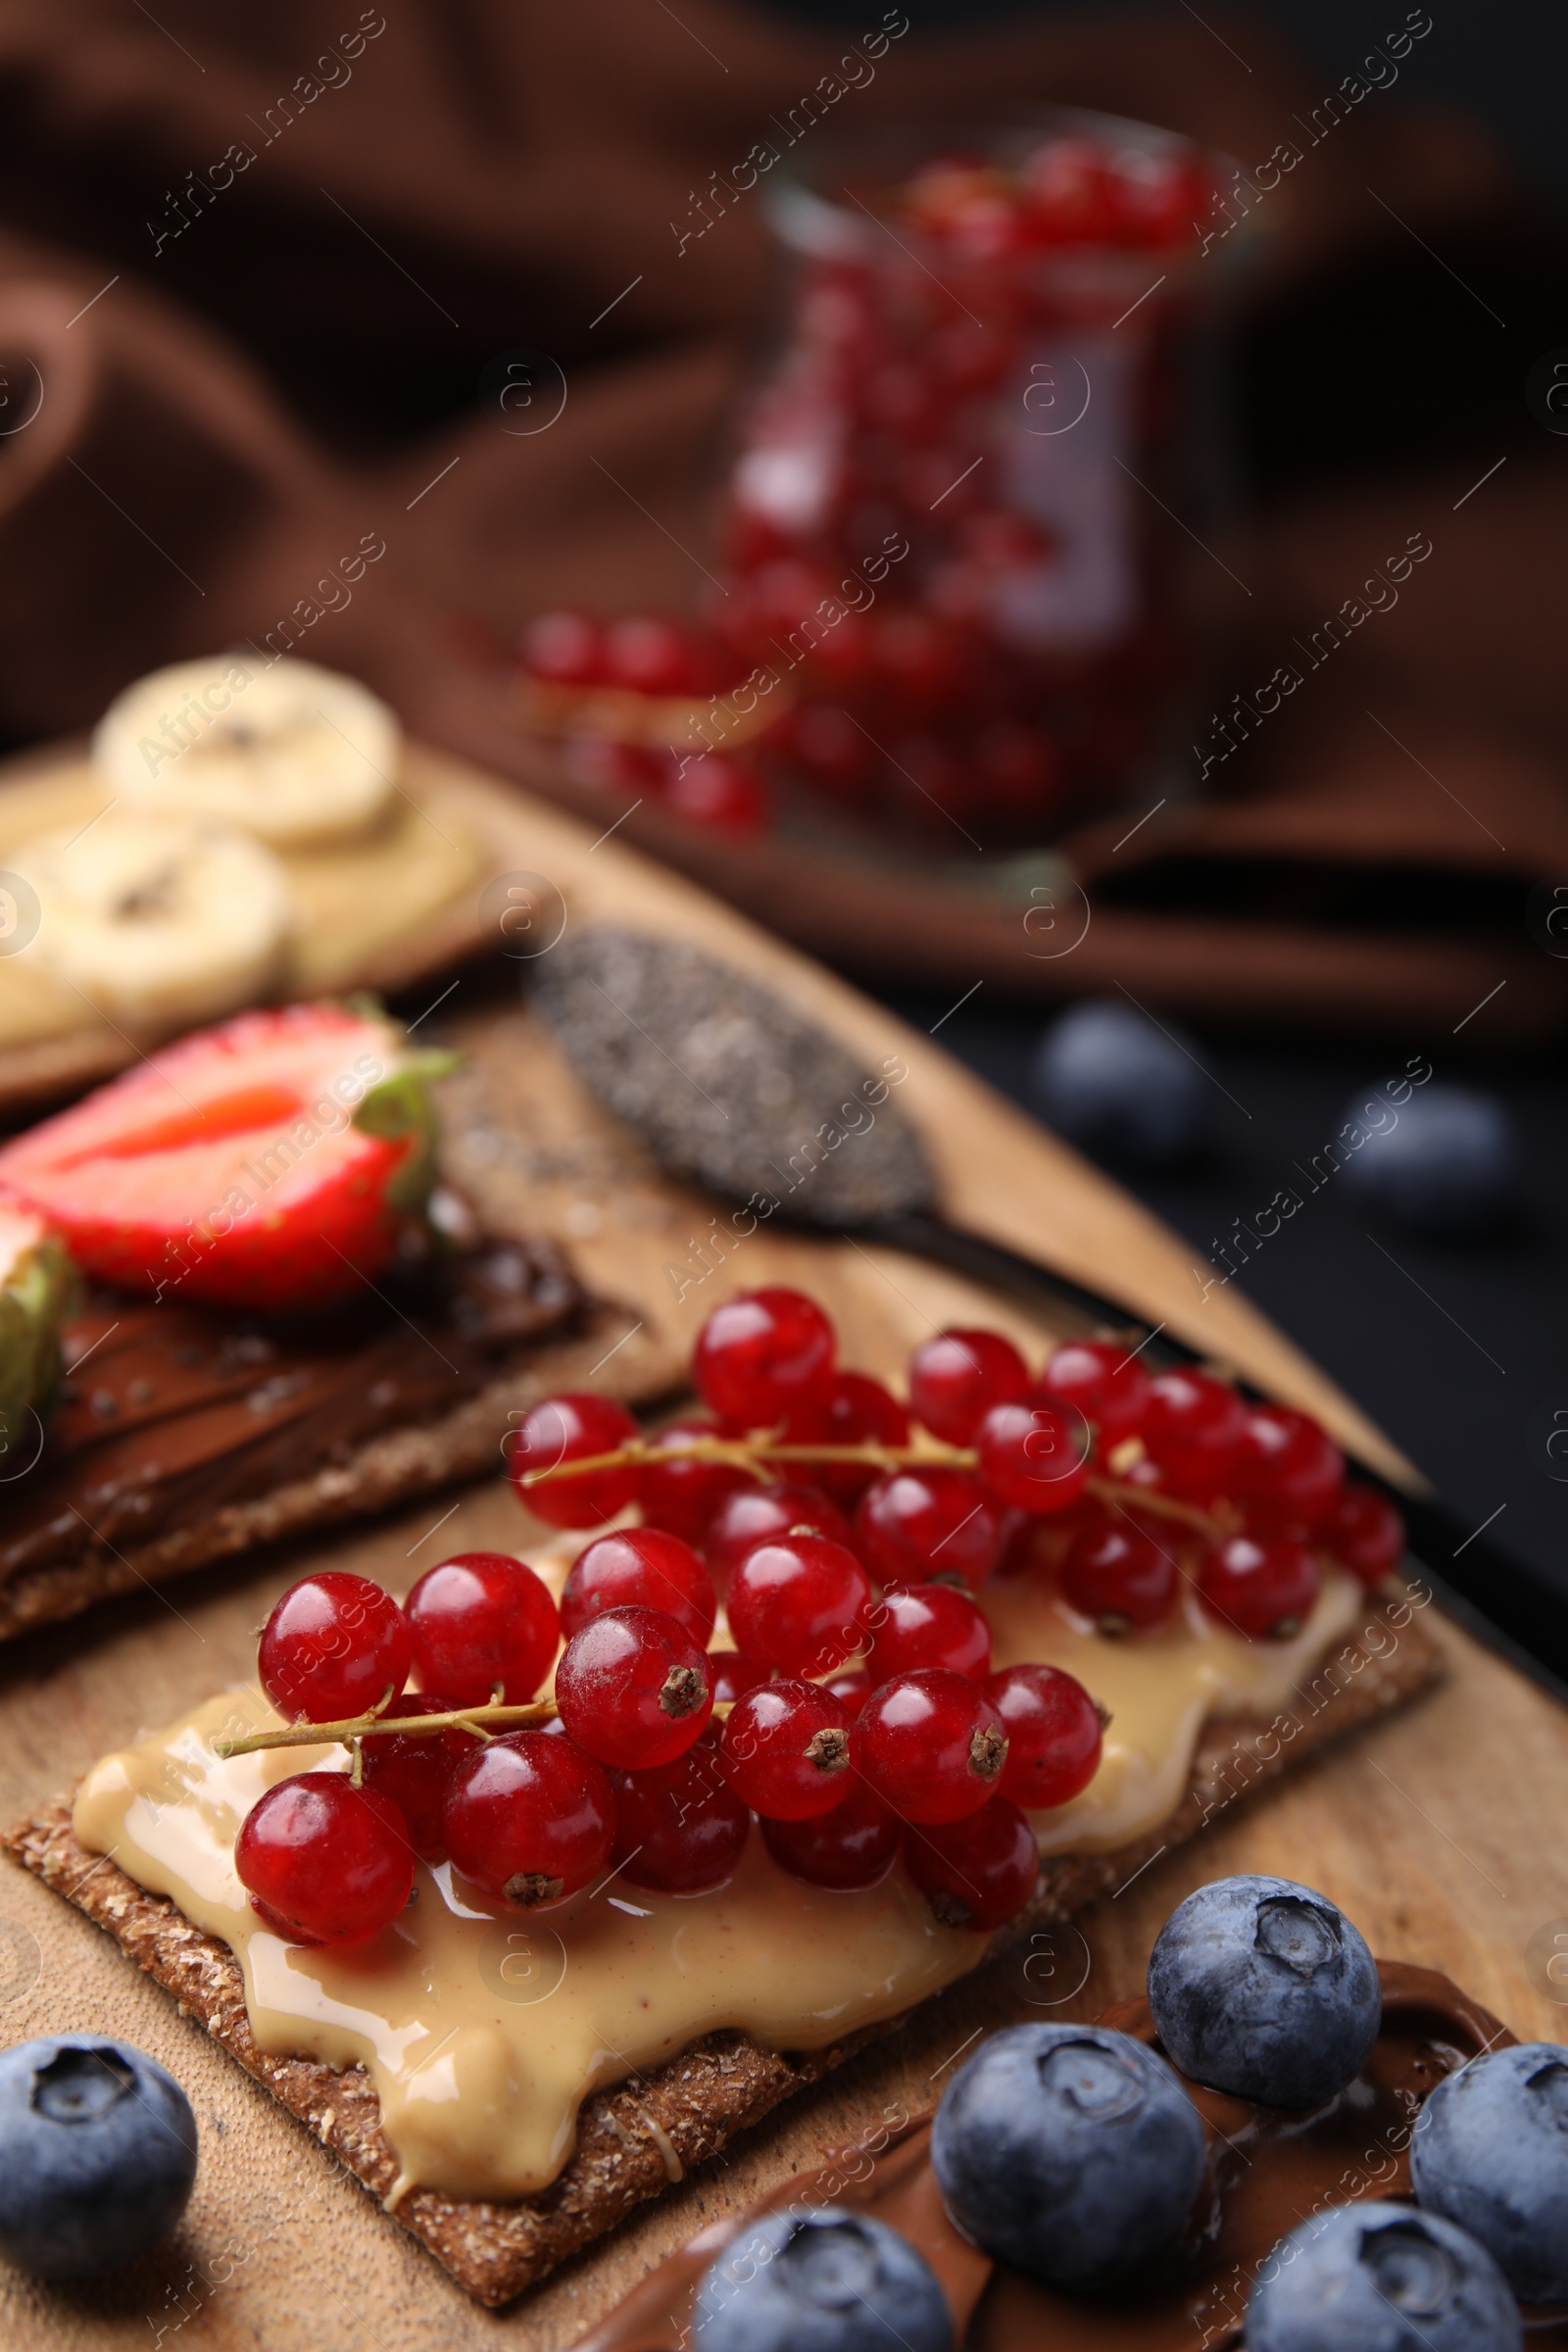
xmin=717 ymin=111 xmax=1248 ymax=849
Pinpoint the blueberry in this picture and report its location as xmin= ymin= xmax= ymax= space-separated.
xmin=1410 ymin=2041 xmax=1568 ymax=2303
xmin=1031 ymin=1000 xmax=1208 ymax=1168
xmin=0 ymin=2034 xmax=197 ymax=2278
xmin=691 ymin=2204 xmax=952 ymax=2352
xmin=929 ymin=2022 xmax=1204 ymax=2289
xmin=1247 ymin=2199 xmax=1521 ymax=2352
xmin=1340 ymin=1083 xmax=1516 ymax=1239
xmin=1147 ymin=1874 xmax=1380 ymax=2108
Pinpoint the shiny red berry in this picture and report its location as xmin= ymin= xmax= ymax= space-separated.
xmin=726 ymin=1531 xmax=871 ymax=1677
xmin=1035 ymin=1339 xmax=1152 ymax=1445
xmin=806 ymin=1371 xmax=911 ymax=1508
xmin=705 ymin=1480 xmax=849 ymax=1587
xmin=865 ymin=1583 xmax=992 ymax=1684
xmin=608 ymin=1735 xmax=750 ymax=1892
xmin=1232 ymin=1406 xmax=1345 ymax=1527
xmin=259 ymin=1572 xmax=412 ymax=1726
xmin=662 ymin=751 xmax=767 ymax=835
xmin=360 ymin=1696 xmax=474 ymax=1861
xmin=604 ymin=614 xmax=714 ymax=697
xmin=507 ymin=1392 xmax=642 ymax=1528
xmin=854 ymin=1467 xmax=1004 ymax=1590
xmin=693 ymin=1288 xmax=837 ymax=1426
xmin=521 ymin=609 xmax=603 ymax=686
xmin=562 ymin=1527 xmax=716 ymax=1648
xmin=1200 ymin=1530 xmax=1321 ymax=1639
xmin=706 ymin=1648 xmax=770 ymax=1705
xmin=860 ymin=1669 xmax=1007 ymax=1824
xmin=987 ymin=1663 xmax=1104 ymax=1809
xmin=975 ymin=1399 xmax=1091 ymax=1514
xmin=235 ymin=1772 xmax=414 ymax=1944
xmin=638 ymin=1415 xmax=750 ymax=1544
xmin=1140 ymin=1369 xmax=1248 ymax=1496
xmin=555 ymin=1605 xmax=712 ymax=1769
xmin=1321 ymin=1485 xmax=1406 ymax=1585
xmin=718 ymin=1679 xmax=856 ymax=1820
xmin=1060 ymin=1516 xmax=1177 ymax=1632
xmin=443 ymin=1731 xmax=615 ymax=1906
xmin=905 ymin=1794 xmax=1039 ymax=1931
xmin=404 ymin=1552 xmax=559 ymax=1706
xmin=825 ymin=1666 xmax=871 ymax=1714
xmin=761 ymin=1777 xmax=902 ymax=1889
xmin=907 ymin=1327 xmax=1029 ymax=1444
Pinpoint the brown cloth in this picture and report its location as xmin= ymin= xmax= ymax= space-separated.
xmin=0 ymin=0 xmax=1562 ymax=1040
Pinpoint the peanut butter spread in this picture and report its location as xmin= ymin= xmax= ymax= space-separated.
xmin=72 ymin=1556 xmax=1366 ymax=2202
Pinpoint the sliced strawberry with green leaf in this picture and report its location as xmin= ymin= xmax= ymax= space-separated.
xmin=0 ymin=1002 xmax=457 ymax=1311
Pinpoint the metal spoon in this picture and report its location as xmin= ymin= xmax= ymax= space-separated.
xmin=529 ymin=925 xmax=1565 ymax=1685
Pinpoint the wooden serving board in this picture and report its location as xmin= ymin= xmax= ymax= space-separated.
xmin=0 ymin=746 xmax=1563 ymax=2351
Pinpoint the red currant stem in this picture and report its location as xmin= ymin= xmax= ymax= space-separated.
xmin=1083 ymin=1476 xmax=1222 ymax=1536
xmin=214 ymin=1693 xmax=735 ymax=1761
xmin=518 ymin=1431 xmax=1226 ymax=1536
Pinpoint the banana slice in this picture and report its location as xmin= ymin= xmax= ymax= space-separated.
xmin=9 ymin=814 xmax=293 ymax=1030
xmin=92 ymin=655 xmax=400 ymax=847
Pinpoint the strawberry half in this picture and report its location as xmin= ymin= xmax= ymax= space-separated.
xmin=0 ymin=1002 xmax=456 ymax=1312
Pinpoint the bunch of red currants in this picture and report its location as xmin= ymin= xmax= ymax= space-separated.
xmin=233 ymin=1288 xmax=1403 ymax=1956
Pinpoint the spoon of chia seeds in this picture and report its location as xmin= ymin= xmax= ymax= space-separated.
xmin=529 ymin=924 xmax=1184 ymax=1349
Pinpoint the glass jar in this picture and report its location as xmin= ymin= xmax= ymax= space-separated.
xmin=713 ymin=110 xmax=1247 ymax=852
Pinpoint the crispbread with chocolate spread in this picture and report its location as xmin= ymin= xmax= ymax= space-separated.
xmin=3 ymin=1585 xmax=1441 ymax=2309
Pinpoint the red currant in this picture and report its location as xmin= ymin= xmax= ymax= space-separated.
xmin=235 ymin=1773 xmax=414 ymax=1944
xmin=704 ymin=1480 xmax=849 ymax=1587
xmin=1060 ymin=1516 xmax=1176 ymax=1632
xmin=608 ymin=1735 xmax=750 ymax=1892
xmin=604 ymin=615 xmax=713 ymax=697
xmin=706 ymin=1648 xmax=769 ymax=1706
xmin=718 ymin=1679 xmax=856 ymax=1820
xmin=404 ymin=1552 xmax=558 ymax=1706
xmin=521 ymin=610 xmax=603 ymax=686
xmin=1200 ymin=1530 xmax=1320 ymax=1639
xmin=1034 ymin=1339 xmax=1152 ymax=1445
xmin=360 ymin=1696 xmax=474 ymax=1861
xmin=259 ymin=1572 xmax=411 ymax=1726
xmin=726 ymin=1531 xmax=871 ymax=1677
xmin=662 ymin=752 xmax=767 ymax=836
xmin=1232 ymin=1406 xmax=1345 ymax=1527
xmin=865 ymin=1583 xmax=992 ymax=1684
xmin=562 ymin=1528 xmax=716 ymax=1648
xmin=860 ymin=1670 xmax=1007 ymax=1824
xmin=1321 ymin=1485 xmax=1406 ymax=1585
xmin=507 ymin=1392 xmax=641 ymax=1529
xmin=638 ymin=1415 xmax=750 ymax=1544
xmin=761 ymin=1777 xmax=902 ymax=1888
xmin=907 ymin=1327 xmax=1029 ymax=1444
xmin=854 ymin=1467 xmax=1003 ymax=1591
xmin=975 ymin=1399 xmax=1091 ymax=1514
xmin=693 ymin=1288 xmax=836 ymax=1426
xmin=987 ymin=1663 xmax=1104 ymax=1809
xmin=825 ymin=1666 xmax=871 ymax=1714
xmin=1140 ymin=1369 xmax=1248 ymax=1497
xmin=555 ymin=1606 xmax=712 ymax=1769
xmin=806 ymin=1371 xmax=910 ymax=1508
xmin=905 ymin=1795 xmax=1039 ymax=1930
xmin=443 ymin=1731 xmax=615 ymax=1906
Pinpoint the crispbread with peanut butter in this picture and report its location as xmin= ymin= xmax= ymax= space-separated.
xmin=2 ymin=1584 xmax=1440 ymax=2308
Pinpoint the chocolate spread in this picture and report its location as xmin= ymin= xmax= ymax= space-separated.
xmin=574 ymin=1964 xmax=1568 ymax=2350
xmin=1 ymin=1239 xmax=580 ymax=1584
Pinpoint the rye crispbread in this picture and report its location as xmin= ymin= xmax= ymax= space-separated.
xmin=2 ymin=1585 xmax=1442 ymax=2308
